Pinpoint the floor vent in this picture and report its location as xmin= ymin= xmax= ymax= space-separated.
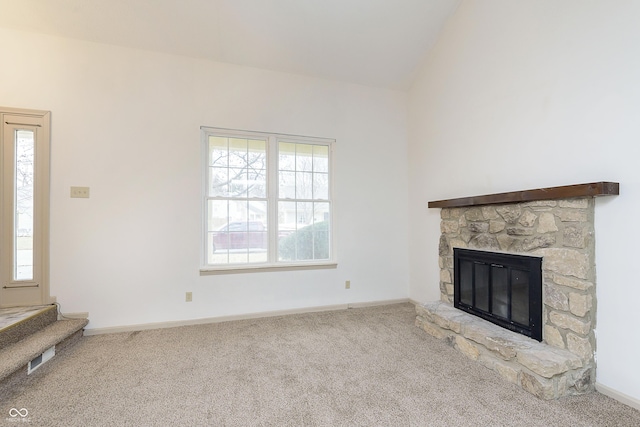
xmin=27 ymin=346 xmax=55 ymax=374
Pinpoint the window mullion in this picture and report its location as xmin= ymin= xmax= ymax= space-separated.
xmin=267 ymin=136 xmax=278 ymax=263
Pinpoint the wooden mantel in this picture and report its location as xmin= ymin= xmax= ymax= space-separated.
xmin=428 ymin=182 xmax=619 ymax=209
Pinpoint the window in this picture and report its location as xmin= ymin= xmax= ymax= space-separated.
xmin=202 ymin=128 xmax=334 ymax=271
xmin=1 ymin=108 xmax=51 ymax=307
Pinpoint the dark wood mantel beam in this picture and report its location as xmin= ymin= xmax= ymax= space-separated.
xmin=428 ymin=182 xmax=619 ymax=209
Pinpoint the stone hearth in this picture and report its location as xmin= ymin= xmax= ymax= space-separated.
xmin=416 ymin=301 xmax=588 ymax=399
xmin=416 ymin=183 xmax=619 ymax=399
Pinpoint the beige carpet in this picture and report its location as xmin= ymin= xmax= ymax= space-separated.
xmin=1 ymin=303 xmax=638 ymax=426
xmin=0 ymin=306 xmax=53 ymax=332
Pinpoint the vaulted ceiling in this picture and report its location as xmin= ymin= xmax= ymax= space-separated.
xmin=0 ymin=0 xmax=460 ymax=90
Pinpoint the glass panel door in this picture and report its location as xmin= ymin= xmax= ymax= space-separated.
xmin=1 ymin=110 xmax=50 ymax=307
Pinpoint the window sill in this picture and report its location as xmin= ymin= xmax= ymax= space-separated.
xmin=200 ymin=262 xmax=338 ymax=275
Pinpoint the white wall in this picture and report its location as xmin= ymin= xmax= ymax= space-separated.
xmin=408 ymin=0 xmax=640 ymax=404
xmin=0 ymin=28 xmax=410 ymax=330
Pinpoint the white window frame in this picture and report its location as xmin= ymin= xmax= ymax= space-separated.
xmin=200 ymin=127 xmax=336 ymax=273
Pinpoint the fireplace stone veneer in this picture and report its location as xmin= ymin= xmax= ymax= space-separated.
xmin=415 ymin=192 xmax=609 ymax=399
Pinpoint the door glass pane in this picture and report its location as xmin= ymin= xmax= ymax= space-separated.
xmin=15 ymin=130 xmax=34 ymax=281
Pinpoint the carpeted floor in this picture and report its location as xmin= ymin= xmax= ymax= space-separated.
xmin=0 ymin=303 xmax=638 ymax=426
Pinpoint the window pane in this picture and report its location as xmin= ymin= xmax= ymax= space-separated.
xmin=278 ymin=199 xmax=295 ymax=224
xmin=15 ymin=130 xmax=34 ymax=281
xmin=248 ymin=200 xmax=268 ymax=263
xmin=247 ymin=200 xmax=267 ymax=230
xmin=278 ymin=201 xmax=306 ymax=261
xmin=247 ymin=168 xmax=266 ymax=198
xmin=296 ymin=144 xmax=313 ymax=172
xmin=209 ymin=138 xmax=268 ymax=200
xmin=277 ymin=201 xmax=330 ymax=262
xmin=221 ymin=200 xmax=249 ymax=264
xmin=313 ymin=202 xmax=330 ymax=224
xmin=208 ymin=200 xmax=229 ymax=264
xmin=209 ymin=200 xmax=267 ymax=265
xmin=296 ymin=202 xmax=313 ymax=226
xmin=239 ymin=202 xmax=265 ymax=260
xmin=313 ymin=145 xmax=329 ymax=172
xmin=313 ymin=172 xmax=329 ymax=200
xmin=209 ymin=136 xmax=228 ymax=167
xmin=228 ymin=167 xmax=247 ymax=197
xmin=279 ymin=142 xmax=296 ymax=171
xmin=209 ymin=167 xmax=228 ymax=197
xmin=313 ymin=203 xmax=330 ymax=260
xmin=228 ymin=138 xmax=248 ymax=168
xmin=247 ymin=139 xmax=267 ymax=198
xmin=296 ymin=172 xmax=313 ymax=199
xmin=247 ymin=139 xmax=266 ymax=165
xmin=279 ymin=171 xmax=296 ymax=199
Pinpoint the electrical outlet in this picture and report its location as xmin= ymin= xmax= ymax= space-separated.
xmin=185 ymin=292 xmax=192 ymax=302
xmin=70 ymin=186 xmax=90 ymax=198
xmin=345 ymin=280 xmax=351 ymax=289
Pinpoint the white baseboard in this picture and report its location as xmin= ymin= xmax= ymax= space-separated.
xmin=348 ymin=298 xmax=409 ymax=309
xmin=83 ymin=298 xmax=410 ymax=336
xmin=596 ymin=382 xmax=640 ymax=411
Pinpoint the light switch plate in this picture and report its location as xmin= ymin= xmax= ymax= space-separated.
xmin=70 ymin=186 xmax=90 ymax=198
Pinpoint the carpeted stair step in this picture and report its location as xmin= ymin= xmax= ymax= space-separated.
xmin=0 ymin=305 xmax=58 ymax=349
xmin=0 ymin=318 xmax=89 ymax=382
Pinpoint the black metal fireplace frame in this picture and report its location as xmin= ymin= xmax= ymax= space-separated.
xmin=454 ymin=248 xmax=543 ymax=341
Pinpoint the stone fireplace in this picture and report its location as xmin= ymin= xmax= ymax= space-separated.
xmin=415 ymin=182 xmax=619 ymax=399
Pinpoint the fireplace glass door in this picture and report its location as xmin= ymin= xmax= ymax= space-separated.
xmin=454 ymin=248 xmax=542 ymax=341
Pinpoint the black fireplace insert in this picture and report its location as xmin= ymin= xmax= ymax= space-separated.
xmin=454 ymin=248 xmax=542 ymax=341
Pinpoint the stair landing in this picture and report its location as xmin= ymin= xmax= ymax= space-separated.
xmin=0 ymin=305 xmax=58 ymax=349
xmin=0 ymin=306 xmax=53 ymax=330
